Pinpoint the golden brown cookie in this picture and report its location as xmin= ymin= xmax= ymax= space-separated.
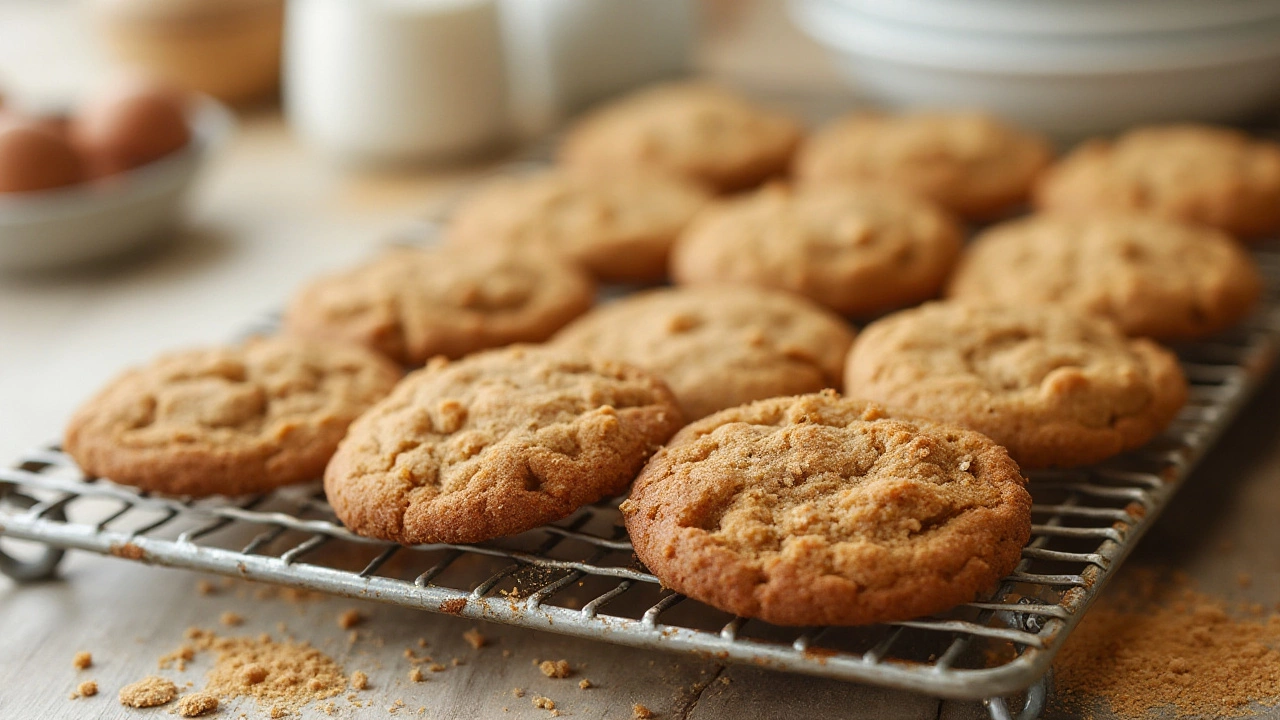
xmin=324 ymin=346 xmax=682 ymax=545
xmin=794 ymin=111 xmax=1054 ymax=220
xmin=284 ymin=245 xmax=595 ymax=366
xmin=64 ymin=337 xmax=402 ymax=497
xmin=843 ymin=303 xmax=1188 ymax=469
xmin=670 ymin=183 xmax=963 ymax=316
xmin=559 ymin=82 xmax=803 ymax=193
xmin=947 ymin=214 xmax=1263 ymax=342
xmin=444 ymin=169 xmax=711 ymax=283
xmin=552 ymin=286 xmax=855 ymax=420
xmin=1035 ymin=124 xmax=1280 ymax=240
xmin=623 ymin=391 xmax=1032 ymax=626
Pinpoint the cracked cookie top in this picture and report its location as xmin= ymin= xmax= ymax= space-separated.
xmin=623 ymin=391 xmax=1031 ymax=626
xmin=843 ymin=302 xmax=1188 ymax=469
xmin=1034 ymin=124 xmax=1280 ymax=239
xmin=284 ymin=244 xmax=596 ymax=366
xmin=947 ymin=213 xmax=1262 ymax=342
xmin=324 ymin=345 xmax=683 ymax=545
xmin=444 ymin=169 xmax=711 ymax=284
xmin=671 ymin=183 xmax=963 ymax=316
xmin=559 ymin=82 xmax=803 ymax=193
xmin=795 ymin=111 xmax=1053 ymax=220
xmin=552 ymin=286 xmax=856 ymax=421
xmin=64 ymin=336 xmax=402 ymax=496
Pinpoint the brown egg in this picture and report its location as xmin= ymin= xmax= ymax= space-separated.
xmin=0 ymin=117 xmax=85 ymax=193
xmin=72 ymin=77 xmax=191 ymax=176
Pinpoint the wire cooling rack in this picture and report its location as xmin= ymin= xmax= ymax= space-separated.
xmin=5 ymin=92 xmax=1280 ymax=716
xmin=4 ymin=244 xmax=1280 ymax=720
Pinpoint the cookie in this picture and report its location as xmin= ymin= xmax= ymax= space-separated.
xmin=324 ymin=345 xmax=682 ymax=545
xmin=444 ymin=169 xmax=711 ymax=283
xmin=794 ymin=111 xmax=1054 ymax=220
xmin=843 ymin=303 xmax=1188 ymax=469
xmin=1035 ymin=124 xmax=1280 ymax=239
xmin=64 ymin=337 xmax=402 ymax=497
xmin=552 ymin=286 xmax=855 ymax=420
xmin=559 ymin=82 xmax=803 ymax=193
xmin=284 ymin=244 xmax=595 ymax=366
xmin=622 ymin=391 xmax=1032 ymax=626
xmin=670 ymin=183 xmax=963 ymax=316
xmin=947 ymin=214 xmax=1263 ymax=342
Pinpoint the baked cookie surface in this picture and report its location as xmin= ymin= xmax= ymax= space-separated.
xmin=623 ymin=392 xmax=1031 ymax=626
xmin=794 ymin=111 xmax=1053 ymax=220
xmin=552 ymin=286 xmax=855 ymax=420
xmin=444 ymin=169 xmax=711 ymax=283
xmin=1035 ymin=124 xmax=1280 ymax=239
xmin=947 ymin=214 xmax=1263 ymax=341
xmin=324 ymin=346 xmax=682 ymax=545
xmin=844 ymin=303 xmax=1187 ymax=469
xmin=671 ymin=184 xmax=963 ymax=316
xmin=284 ymin=245 xmax=595 ymax=366
xmin=64 ymin=337 xmax=402 ymax=496
xmin=559 ymin=82 xmax=803 ymax=193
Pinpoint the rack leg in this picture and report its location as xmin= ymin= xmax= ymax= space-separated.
xmin=0 ymin=490 xmax=68 ymax=582
xmin=983 ymin=669 xmax=1052 ymax=720
xmin=0 ymin=540 xmax=65 ymax=582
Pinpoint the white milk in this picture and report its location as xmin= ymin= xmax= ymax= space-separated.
xmin=284 ymin=0 xmax=510 ymax=165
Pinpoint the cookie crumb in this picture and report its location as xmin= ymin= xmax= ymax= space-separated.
xmin=176 ymin=692 xmax=219 ymax=717
xmin=539 ymin=659 xmax=571 ymax=678
xmin=513 ymin=688 xmax=525 ymax=698
xmin=463 ymin=628 xmax=487 ymax=649
xmin=409 ymin=667 xmax=424 ymax=683
xmin=270 ymin=707 xmax=287 ymax=718
xmin=532 ymin=696 xmax=556 ymax=711
xmin=70 ymin=680 xmax=98 ymax=699
xmin=72 ymin=651 xmax=93 ymax=670
xmin=428 ymin=663 xmax=445 ymax=673
xmin=578 ymin=679 xmax=592 ymax=690
xmin=351 ymin=671 xmax=369 ymax=690
xmin=221 ymin=611 xmax=245 ymax=627
xmin=119 ymin=676 xmax=178 ymax=708
xmin=416 ymin=638 xmax=429 ymax=648
xmin=502 ymin=649 xmax=512 ymax=658
xmin=633 ymin=703 xmax=656 ymax=718
xmin=451 ymin=657 xmax=464 ymax=667
xmin=242 ymin=663 xmax=269 ymax=684
xmin=321 ymin=702 xmax=336 ymax=715
xmin=338 ymin=609 xmax=365 ymax=629
xmin=196 ymin=579 xmax=218 ymax=595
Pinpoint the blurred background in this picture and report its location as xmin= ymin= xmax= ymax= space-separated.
xmin=2 ymin=0 xmax=1280 ymax=462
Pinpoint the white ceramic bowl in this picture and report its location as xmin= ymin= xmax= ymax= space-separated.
xmin=790 ymin=0 xmax=1280 ymax=137
xmin=0 ymin=97 xmax=233 ymax=272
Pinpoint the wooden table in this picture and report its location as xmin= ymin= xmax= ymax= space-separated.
xmin=2 ymin=2 xmax=1279 ymax=719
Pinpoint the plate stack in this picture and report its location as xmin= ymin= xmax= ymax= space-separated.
xmin=789 ymin=0 xmax=1280 ymax=136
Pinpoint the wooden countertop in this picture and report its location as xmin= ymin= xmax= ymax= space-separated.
xmin=2 ymin=2 xmax=1278 ymax=719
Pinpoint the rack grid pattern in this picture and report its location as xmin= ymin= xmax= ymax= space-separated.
xmin=4 ymin=219 xmax=1280 ymax=718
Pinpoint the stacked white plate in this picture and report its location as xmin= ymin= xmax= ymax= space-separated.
xmin=789 ymin=0 xmax=1280 ymax=136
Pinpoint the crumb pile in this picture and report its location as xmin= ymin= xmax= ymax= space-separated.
xmin=119 ymin=676 xmax=178 ymax=708
xmin=176 ymin=692 xmax=219 ymax=717
xmin=1054 ymin=569 xmax=1280 ymax=719
xmin=180 ymin=628 xmax=348 ymax=715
